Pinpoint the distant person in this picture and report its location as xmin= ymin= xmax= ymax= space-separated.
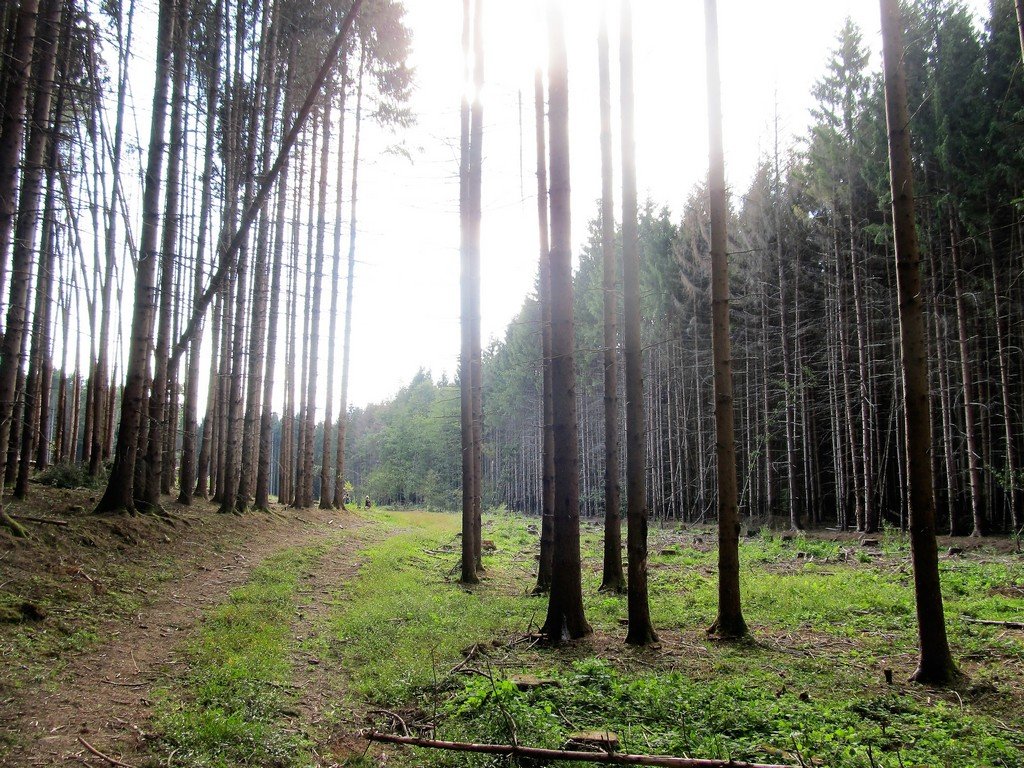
xmin=364 ymin=495 xmax=371 ymax=509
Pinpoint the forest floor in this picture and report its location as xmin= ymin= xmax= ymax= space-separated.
xmin=0 ymin=488 xmax=1022 ymax=767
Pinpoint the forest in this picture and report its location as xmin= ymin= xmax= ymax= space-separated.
xmin=350 ymin=3 xmax=1024 ymax=542
xmin=0 ymin=0 xmax=1023 ymax=765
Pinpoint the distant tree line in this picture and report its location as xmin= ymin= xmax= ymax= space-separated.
xmin=350 ymin=0 xmax=1023 ymax=539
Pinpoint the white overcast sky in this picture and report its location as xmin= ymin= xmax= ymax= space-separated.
xmin=344 ymin=0 xmax=988 ymax=408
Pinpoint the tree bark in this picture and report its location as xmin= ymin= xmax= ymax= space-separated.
xmin=256 ymin=51 xmax=296 ymax=511
xmin=459 ymin=0 xmax=479 ymax=584
xmin=597 ymin=0 xmax=624 ymax=595
xmin=469 ymin=0 xmax=485 ymax=572
xmin=533 ymin=66 xmax=554 ymax=594
xmin=94 ymin=0 xmax=177 ymax=513
xmin=13 ymin=0 xmax=63 ymax=499
xmin=541 ymin=0 xmax=591 ymax=644
xmin=704 ymin=0 xmax=747 ymax=639
xmin=320 ymin=60 xmax=347 ymax=511
xmin=334 ymin=45 xmax=364 ymax=510
xmin=879 ymin=0 xmax=959 ymax=686
xmin=238 ymin=2 xmax=280 ymax=512
xmin=1015 ymin=0 xmax=1024 ymax=64
xmin=949 ymin=221 xmax=984 ymax=537
xmin=619 ymin=0 xmax=656 ymax=645
xmin=178 ymin=0 xmax=222 ymax=505
xmin=364 ymin=731 xmax=790 ymax=768
xmin=0 ymin=0 xmax=42 ymax=308
xmin=143 ymin=0 xmax=190 ymax=508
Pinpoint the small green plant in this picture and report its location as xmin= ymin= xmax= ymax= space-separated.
xmin=35 ymin=461 xmax=106 ymax=489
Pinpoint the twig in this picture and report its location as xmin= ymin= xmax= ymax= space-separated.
xmin=449 ymin=643 xmax=481 ymax=675
xmin=11 ymin=514 xmax=68 ymax=526
xmin=361 ymin=731 xmax=794 ymax=767
xmin=963 ymin=618 xmax=1024 ymax=630
xmin=452 ymin=667 xmax=493 ymax=681
xmin=368 ymin=708 xmax=410 ymax=736
xmin=103 ymin=679 xmax=146 ymax=687
xmin=77 ymin=736 xmax=138 ymax=768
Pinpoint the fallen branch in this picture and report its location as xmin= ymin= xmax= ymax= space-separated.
xmin=449 ymin=643 xmax=481 ymax=675
xmin=362 ymin=731 xmax=794 ymax=767
xmin=77 ymin=736 xmax=138 ymax=768
xmin=964 ymin=618 xmax=1024 ymax=630
xmin=12 ymin=513 xmax=68 ymax=526
xmin=368 ymin=708 xmax=411 ymax=736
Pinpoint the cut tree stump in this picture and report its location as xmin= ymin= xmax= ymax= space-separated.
xmin=510 ymin=675 xmax=559 ymax=690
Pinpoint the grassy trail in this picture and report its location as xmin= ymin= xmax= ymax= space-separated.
xmin=153 ymin=510 xmax=1024 ymax=768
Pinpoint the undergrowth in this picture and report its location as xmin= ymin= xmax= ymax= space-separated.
xmin=145 ymin=510 xmax=1024 ymax=767
xmin=320 ymin=511 xmax=1024 ymax=767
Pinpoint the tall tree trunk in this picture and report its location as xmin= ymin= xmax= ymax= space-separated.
xmin=15 ymin=111 xmax=61 ymax=499
xmin=14 ymin=0 xmax=62 ymax=499
xmin=143 ymin=0 xmax=190 ymax=508
xmin=297 ymin=87 xmax=333 ymax=508
xmin=879 ymin=0 xmax=958 ymax=685
xmin=704 ymin=0 xmax=747 ymax=639
xmin=774 ymin=127 xmax=800 ymax=531
xmin=597 ymin=1 xmax=624 ymax=594
xmin=459 ymin=0 xmax=479 ymax=584
xmin=469 ymin=0 xmax=485 ymax=572
xmin=194 ymin=293 xmax=221 ymax=499
xmin=90 ymin=0 xmax=136 ymax=478
xmin=0 ymin=0 xmax=63 ymax=533
xmin=533 ymin=66 xmax=554 ymax=593
xmin=178 ymin=0 xmax=222 ymax=505
xmin=238 ymin=4 xmax=280 ymax=511
xmin=320 ymin=60 xmax=347 ymax=511
xmin=541 ymin=0 xmax=591 ymax=644
xmin=990 ymin=248 xmax=1020 ymax=531
xmin=620 ymin=0 xmax=656 ymax=645
xmin=95 ymin=0 xmax=177 ymax=513
xmin=949 ymin=221 xmax=984 ymax=536
xmin=219 ymin=1 xmax=268 ymax=514
xmin=851 ymin=237 xmax=875 ymax=532
xmin=0 ymin=0 xmax=42 ymax=308
xmin=33 ymin=196 xmax=55 ymax=473
xmin=334 ymin=46 xmax=363 ymax=510
xmin=256 ymin=54 xmax=296 ymax=511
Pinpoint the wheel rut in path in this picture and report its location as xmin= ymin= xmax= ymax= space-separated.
xmin=3 ymin=505 xmax=369 ymax=767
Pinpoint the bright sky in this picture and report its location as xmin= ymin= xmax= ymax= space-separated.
xmin=82 ymin=0 xmax=987 ymax=417
xmin=344 ymin=0 xmax=989 ymax=408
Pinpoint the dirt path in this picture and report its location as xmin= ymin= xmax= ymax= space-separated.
xmin=1 ymin=503 xmax=371 ymax=767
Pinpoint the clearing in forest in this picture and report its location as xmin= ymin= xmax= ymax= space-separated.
xmin=1 ymin=497 xmax=1023 ymax=767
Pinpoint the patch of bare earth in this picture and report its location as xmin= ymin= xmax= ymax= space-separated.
xmin=0 ymin=487 xmax=364 ymax=767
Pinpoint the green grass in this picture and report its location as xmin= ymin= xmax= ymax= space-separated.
xmin=154 ymin=546 xmax=329 ymax=768
xmin=315 ymin=512 xmax=1024 ymax=768
xmin=323 ymin=510 xmax=537 ymax=704
xmin=145 ymin=510 xmax=1024 ymax=767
